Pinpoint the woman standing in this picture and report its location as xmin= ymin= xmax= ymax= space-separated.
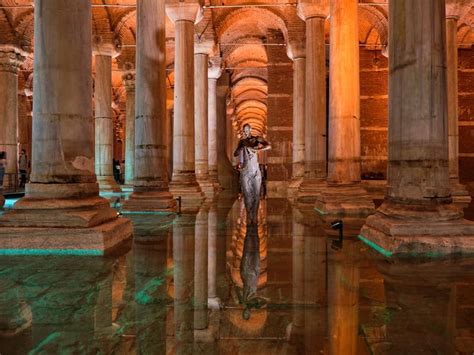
xmin=233 ymin=124 xmax=271 ymax=224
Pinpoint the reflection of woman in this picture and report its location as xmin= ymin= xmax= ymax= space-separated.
xmin=237 ymin=223 xmax=267 ymax=320
xmin=233 ymin=124 xmax=271 ymax=224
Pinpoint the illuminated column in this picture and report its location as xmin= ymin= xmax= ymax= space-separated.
xmin=287 ymin=39 xmax=306 ymax=195
xmin=208 ymin=57 xmax=223 ymax=189
xmin=122 ymin=0 xmax=176 ymax=212
xmin=195 ymin=41 xmax=217 ymax=199
xmin=297 ymin=1 xmax=328 ymax=201
xmin=123 ymin=71 xmax=135 ymax=186
xmin=360 ymin=0 xmax=474 ymax=256
xmin=0 ymin=0 xmax=132 ymax=254
xmin=314 ymin=0 xmax=374 ymax=218
xmin=93 ymin=38 xmax=121 ymax=192
xmin=0 ymin=46 xmax=25 ymax=191
xmin=167 ymin=2 xmax=204 ymax=213
xmin=445 ymin=3 xmax=471 ymax=204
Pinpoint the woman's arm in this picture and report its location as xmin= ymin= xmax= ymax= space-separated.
xmin=233 ymin=140 xmax=243 ymax=157
xmin=254 ymin=137 xmax=271 ymax=152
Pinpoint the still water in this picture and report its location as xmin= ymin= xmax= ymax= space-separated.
xmin=0 ymin=195 xmax=473 ymax=354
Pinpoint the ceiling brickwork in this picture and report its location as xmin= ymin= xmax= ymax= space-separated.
xmin=0 ymin=0 xmax=472 ymax=135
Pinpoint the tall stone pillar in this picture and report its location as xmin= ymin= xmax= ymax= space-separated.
xmin=122 ymin=0 xmax=176 ymax=212
xmin=360 ymin=0 xmax=474 ymax=256
xmin=166 ymin=2 xmax=204 ymax=213
xmin=208 ymin=57 xmax=223 ymax=190
xmin=314 ymin=0 xmax=374 ymax=218
xmin=0 ymin=46 xmax=25 ymax=193
xmin=0 ymin=0 xmax=132 ymax=254
xmin=93 ymin=39 xmax=121 ymax=192
xmin=286 ymin=40 xmax=306 ymax=197
xmin=445 ymin=3 xmax=471 ymax=204
xmin=123 ymin=71 xmax=135 ymax=186
xmin=296 ymin=1 xmax=328 ymax=203
xmin=194 ymin=41 xmax=216 ymax=199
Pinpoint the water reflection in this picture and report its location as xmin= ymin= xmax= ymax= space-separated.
xmin=0 ymin=198 xmax=472 ymax=354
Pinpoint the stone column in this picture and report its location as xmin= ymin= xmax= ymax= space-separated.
xmin=297 ymin=2 xmax=328 ymax=202
xmin=194 ymin=41 xmax=216 ymax=199
xmin=314 ymin=0 xmax=374 ymax=218
xmin=0 ymin=46 xmax=25 ymax=192
xmin=122 ymin=0 xmax=176 ymax=212
xmin=0 ymin=0 xmax=132 ymax=254
xmin=123 ymin=71 xmax=135 ymax=186
xmin=360 ymin=0 xmax=474 ymax=256
xmin=286 ymin=40 xmax=306 ymax=196
xmin=167 ymin=2 xmax=204 ymax=213
xmin=208 ymin=57 xmax=223 ymax=190
xmin=93 ymin=40 xmax=121 ymax=192
xmin=445 ymin=4 xmax=471 ymax=204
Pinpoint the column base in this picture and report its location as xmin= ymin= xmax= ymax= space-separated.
xmin=0 ymin=183 xmax=132 ymax=255
xmin=194 ymin=326 xmax=218 ymax=343
xmin=198 ymin=179 xmax=219 ymax=200
xmin=297 ymin=178 xmax=326 ymax=204
xmin=359 ymin=201 xmax=474 ymax=256
xmin=287 ymin=178 xmax=303 ymax=201
xmin=169 ymin=182 xmax=204 ymax=213
xmin=97 ymin=176 xmax=121 ymax=193
xmin=314 ymin=184 xmax=375 ymax=218
xmin=121 ymin=190 xmax=177 ymax=213
xmin=208 ymin=297 xmax=222 ymax=310
xmin=361 ymin=179 xmax=386 ymax=201
xmin=450 ymin=179 xmax=472 ymax=206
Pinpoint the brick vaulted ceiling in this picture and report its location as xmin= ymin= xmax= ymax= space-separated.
xmin=0 ymin=0 xmax=472 ymax=136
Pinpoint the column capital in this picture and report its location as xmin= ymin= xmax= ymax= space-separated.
xmin=92 ymin=34 xmax=121 ymax=58
xmin=208 ymin=57 xmax=223 ymax=80
xmin=0 ymin=45 xmax=26 ymax=73
xmin=166 ymin=2 xmax=203 ymax=24
xmin=446 ymin=0 xmax=471 ymax=20
xmin=287 ymin=39 xmax=306 ymax=60
xmin=122 ymin=71 xmax=136 ymax=93
xmin=297 ymin=1 xmax=329 ymax=21
xmin=195 ymin=38 xmax=216 ymax=55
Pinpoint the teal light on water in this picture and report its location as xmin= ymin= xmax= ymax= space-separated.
xmin=0 ymin=249 xmax=103 ymax=256
xmin=122 ymin=211 xmax=174 ymax=215
xmin=358 ymin=234 xmax=393 ymax=258
xmin=99 ymin=192 xmax=122 ymax=198
xmin=314 ymin=207 xmax=327 ymax=215
xmin=4 ymin=198 xmax=19 ymax=209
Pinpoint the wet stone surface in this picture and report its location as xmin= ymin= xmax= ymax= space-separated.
xmin=0 ymin=195 xmax=473 ymax=354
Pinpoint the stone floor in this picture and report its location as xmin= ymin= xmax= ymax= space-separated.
xmin=0 ymin=194 xmax=473 ymax=354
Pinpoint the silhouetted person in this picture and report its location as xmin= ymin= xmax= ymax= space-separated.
xmin=18 ymin=149 xmax=28 ymax=188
